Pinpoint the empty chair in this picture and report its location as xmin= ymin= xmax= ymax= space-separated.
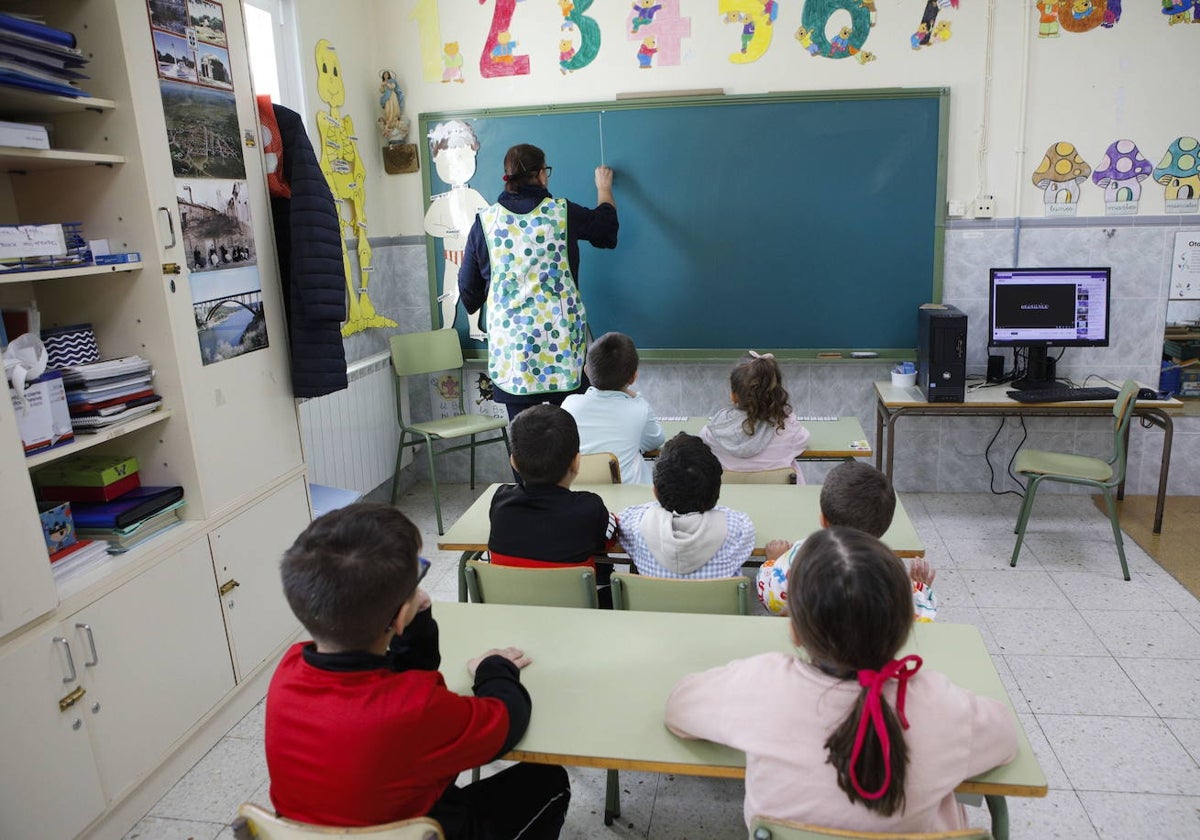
xmin=721 ymin=467 xmax=797 ymax=484
xmin=231 ymin=802 xmax=444 ymax=839
xmin=576 ymin=451 xmax=622 ymax=483
xmin=749 ymin=815 xmax=991 ymax=840
xmin=1010 ymin=379 xmax=1138 ymax=580
xmin=610 ymin=572 xmax=750 ymax=615
xmin=388 ymin=331 xmax=510 ymax=534
xmin=464 ymin=559 xmax=598 ymax=608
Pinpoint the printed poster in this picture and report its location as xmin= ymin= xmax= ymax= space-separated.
xmin=1170 ymin=231 xmax=1200 ymax=300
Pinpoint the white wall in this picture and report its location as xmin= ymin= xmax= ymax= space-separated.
xmin=289 ymin=2 xmax=1197 ymax=237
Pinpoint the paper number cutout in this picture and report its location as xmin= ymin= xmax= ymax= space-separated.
xmin=801 ymin=0 xmax=870 ymax=60
xmin=480 ymin=0 xmax=530 ymax=78
xmin=562 ymin=0 xmax=601 ymax=71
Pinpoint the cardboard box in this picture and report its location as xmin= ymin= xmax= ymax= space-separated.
xmin=37 ymin=500 xmax=76 ymax=555
xmin=9 ymin=370 xmax=74 ymax=454
xmin=0 ymin=120 xmax=50 ymax=150
xmin=33 ymin=453 xmax=139 ymax=488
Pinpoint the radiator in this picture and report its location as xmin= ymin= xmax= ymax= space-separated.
xmin=299 ymin=351 xmax=401 ymax=495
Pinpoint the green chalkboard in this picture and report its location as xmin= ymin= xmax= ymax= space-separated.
xmin=419 ymin=89 xmax=948 ymax=359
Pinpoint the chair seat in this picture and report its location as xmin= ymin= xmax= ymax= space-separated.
xmin=1013 ymin=449 xmax=1113 ymax=482
xmin=407 ymin=413 xmax=508 ymax=439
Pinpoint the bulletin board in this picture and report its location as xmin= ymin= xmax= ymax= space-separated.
xmin=420 ymin=88 xmax=949 ymax=358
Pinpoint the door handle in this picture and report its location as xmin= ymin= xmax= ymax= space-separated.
xmin=52 ymin=636 xmax=76 ymax=683
xmin=76 ymin=622 xmax=99 ymax=667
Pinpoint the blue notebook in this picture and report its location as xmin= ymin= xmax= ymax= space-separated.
xmin=70 ymin=486 xmax=184 ymax=530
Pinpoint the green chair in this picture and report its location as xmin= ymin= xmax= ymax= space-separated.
xmin=464 ymin=559 xmax=598 ymax=608
xmin=388 ymin=331 xmax=510 ymax=534
xmin=610 ymin=572 xmax=750 ymax=615
xmin=1010 ymin=379 xmax=1138 ymax=580
xmin=232 ymin=802 xmax=444 ymax=839
xmin=749 ymin=816 xmax=992 ymax=839
xmin=576 ymin=451 xmax=622 ymax=483
xmin=721 ymin=467 xmax=797 ymax=485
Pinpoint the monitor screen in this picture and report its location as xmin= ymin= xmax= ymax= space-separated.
xmin=988 ymin=267 xmax=1110 ymax=348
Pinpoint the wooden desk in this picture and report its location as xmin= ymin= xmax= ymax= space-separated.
xmin=874 ymin=381 xmax=1183 ymax=533
xmin=660 ymin=416 xmax=872 ymax=460
xmin=438 ymin=483 xmax=925 ymax=601
xmin=435 ymin=602 xmax=1046 ymax=840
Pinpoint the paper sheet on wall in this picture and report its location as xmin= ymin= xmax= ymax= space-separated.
xmin=1170 ymin=231 xmax=1200 ymax=300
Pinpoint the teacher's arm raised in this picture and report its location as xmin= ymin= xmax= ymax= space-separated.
xmin=567 ymin=166 xmax=619 ymax=250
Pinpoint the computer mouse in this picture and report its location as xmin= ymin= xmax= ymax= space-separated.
xmin=1136 ymin=387 xmax=1159 ymax=401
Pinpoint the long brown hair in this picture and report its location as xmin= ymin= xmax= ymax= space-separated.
xmin=788 ymin=528 xmax=915 ymax=816
xmin=503 ymin=143 xmax=545 ymax=193
xmin=730 ymin=352 xmax=791 ymax=435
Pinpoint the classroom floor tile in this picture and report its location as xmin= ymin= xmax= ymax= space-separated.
xmin=121 ymin=487 xmax=1200 ymax=840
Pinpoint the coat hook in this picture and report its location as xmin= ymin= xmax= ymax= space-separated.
xmin=1104 ymin=228 xmax=1116 ymax=238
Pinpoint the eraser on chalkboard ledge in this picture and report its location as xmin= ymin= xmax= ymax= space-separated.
xmin=850 ymin=351 xmax=879 ymax=358
xmin=817 ymin=351 xmax=843 ymax=358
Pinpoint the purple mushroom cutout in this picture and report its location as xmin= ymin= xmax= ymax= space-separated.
xmin=1092 ymin=139 xmax=1152 ymax=202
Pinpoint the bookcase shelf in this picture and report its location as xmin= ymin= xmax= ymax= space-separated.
xmin=23 ymin=408 xmax=171 ymax=469
xmin=0 ymin=146 xmax=126 ymax=172
xmin=0 ymin=259 xmax=143 ymax=284
xmin=0 ymin=87 xmax=116 ymax=116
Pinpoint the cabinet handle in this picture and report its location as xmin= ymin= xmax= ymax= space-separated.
xmin=76 ymin=623 xmax=99 ymax=667
xmin=218 ymin=579 xmax=240 ymax=596
xmin=52 ymin=636 xmax=76 ymax=683
xmin=157 ymin=206 xmax=177 ymax=249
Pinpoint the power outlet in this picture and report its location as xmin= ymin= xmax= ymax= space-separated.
xmin=947 ymin=199 xmax=966 ymax=218
xmin=974 ymin=196 xmax=995 ymax=218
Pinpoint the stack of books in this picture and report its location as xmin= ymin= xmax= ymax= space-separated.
xmin=49 ymin=538 xmax=111 ymax=580
xmin=34 ymin=454 xmax=185 ymax=554
xmin=59 ymin=356 xmax=163 ymax=433
xmin=0 ymin=13 xmax=90 ymax=99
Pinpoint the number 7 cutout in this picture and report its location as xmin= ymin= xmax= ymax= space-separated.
xmin=480 ymin=0 xmax=531 ymax=78
xmin=719 ymin=0 xmax=775 ymax=64
xmin=626 ymin=0 xmax=691 ymax=67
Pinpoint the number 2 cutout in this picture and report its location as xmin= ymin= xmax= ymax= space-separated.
xmin=480 ymin=0 xmax=530 ymax=78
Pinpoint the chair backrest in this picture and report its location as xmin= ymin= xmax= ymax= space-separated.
xmin=390 ymin=331 xmax=465 ymax=379
xmin=721 ymin=467 xmax=797 ymax=485
xmin=749 ymin=815 xmax=992 ymax=840
xmin=577 ymin=452 xmax=622 ymax=483
xmin=610 ymin=572 xmax=750 ymax=615
xmin=465 ymin=559 xmax=599 ymax=608
xmin=1108 ymin=379 xmax=1139 ymax=480
xmin=233 ymin=803 xmax=445 ymax=839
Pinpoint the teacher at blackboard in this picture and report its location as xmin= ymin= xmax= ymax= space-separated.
xmin=459 ymin=143 xmax=618 ymax=420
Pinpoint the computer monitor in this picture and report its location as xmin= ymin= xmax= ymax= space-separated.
xmin=988 ymin=267 xmax=1111 ymax=390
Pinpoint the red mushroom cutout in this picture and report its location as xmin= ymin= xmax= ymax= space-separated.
xmin=1092 ymin=139 xmax=1152 ymax=214
xmin=1032 ymin=142 xmax=1091 ymax=214
xmin=1153 ymin=136 xmax=1200 ymax=212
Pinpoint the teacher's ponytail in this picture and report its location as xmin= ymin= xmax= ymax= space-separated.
xmin=503 ymin=143 xmax=546 ymax=193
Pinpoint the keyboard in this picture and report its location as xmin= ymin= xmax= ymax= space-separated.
xmin=1006 ymin=386 xmax=1120 ymax=403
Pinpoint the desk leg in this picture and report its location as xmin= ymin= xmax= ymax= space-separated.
xmin=985 ymin=794 xmax=1009 ymax=840
xmin=874 ymin=399 xmax=887 ymax=473
xmin=458 ymin=551 xmax=482 ymax=602
xmin=1152 ymin=409 xmax=1174 ymax=535
xmin=604 ymin=769 xmax=621 ymax=826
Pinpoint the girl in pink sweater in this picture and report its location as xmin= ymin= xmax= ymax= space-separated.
xmin=665 ymin=528 xmax=1017 ymax=833
xmin=699 ymin=351 xmax=810 ymax=482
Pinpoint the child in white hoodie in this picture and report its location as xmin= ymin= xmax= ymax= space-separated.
xmin=700 ymin=351 xmax=810 ymax=482
xmin=616 ymin=433 xmax=755 ymax=578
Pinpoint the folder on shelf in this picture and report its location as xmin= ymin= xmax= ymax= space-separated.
xmin=70 ymin=485 xmax=184 ymax=530
xmin=75 ymin=501 xmax=186 ymax=552
xmin=70 ymin=397 xmax=162 ymax=431
xmin=66 ymin=378 xmax=154 ymax=403
xmin=50 ymin=539 xmax=110 ymax=579
xmin=60 ymin=356 xmax=152 ymax=384
xmin=0 ymin=14 xmax=78 ymax=49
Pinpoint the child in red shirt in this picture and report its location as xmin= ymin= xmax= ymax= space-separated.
xmin=265 ymin=503 xmax=569 ymax=838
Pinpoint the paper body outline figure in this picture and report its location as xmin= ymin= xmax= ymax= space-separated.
xmin=424 ymin=120 xmax=489 ymax=339
xmin=1154 ymin=136 xmax=1200 ymax=213
xmin=313 ymin=39 xmax=396 ymax=336
xmin=1032 ymin=141 xmax=1091 ymax=215
xmin=1092 ymin=139 xmax=1152 ymax=215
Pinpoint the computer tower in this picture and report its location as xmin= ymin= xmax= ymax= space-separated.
xmin=917 ymin=304 xmax=967 ymax=402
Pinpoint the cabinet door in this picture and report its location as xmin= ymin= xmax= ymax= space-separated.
xmin=0 ymin=625 xmax=106 ymax=840
xmin=70 ymin=539 xmax=235 ymax=802
xmin=210 ymin=478 xmax=308 ymax=679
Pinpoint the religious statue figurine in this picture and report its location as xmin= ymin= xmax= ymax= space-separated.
xmin=377 ymin=69 xmax=409 ymax=144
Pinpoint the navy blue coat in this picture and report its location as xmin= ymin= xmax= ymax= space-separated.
xmin=270 ymin=104 xmax=348 ymax=398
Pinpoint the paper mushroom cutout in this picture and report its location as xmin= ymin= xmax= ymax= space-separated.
xmin=1032 ymin=142 xmax=1092 ymax=204
xmin=1091 ymin=140 xmax=1152 ymax=202
xmin=1152 ymin=136 xmax=1200 ymax=201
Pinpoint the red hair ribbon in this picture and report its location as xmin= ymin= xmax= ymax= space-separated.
xmin=502 ymin=174 xmax=511 ymax=182
xmin=848 ymin=654 xmax=923 ymax=800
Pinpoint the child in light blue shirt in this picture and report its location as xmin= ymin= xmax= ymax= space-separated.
xmin=562 ymin=332 xmax=665 ymax=484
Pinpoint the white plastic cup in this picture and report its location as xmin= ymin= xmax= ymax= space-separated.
xmin=891 ymin=371 xmax=917 ymax=388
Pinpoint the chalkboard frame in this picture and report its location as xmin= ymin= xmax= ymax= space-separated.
xmin=418 ymin=88 xmax=949 ymax=362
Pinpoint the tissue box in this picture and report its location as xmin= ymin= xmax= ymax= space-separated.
xmin=10 ymin=370 xmax=74 ymax=455
xmin=38 ymin=500 xmax=76 ymax=555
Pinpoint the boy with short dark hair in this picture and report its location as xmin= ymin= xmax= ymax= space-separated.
xmin=617 ymin=432 xmax=755 ymax=579
xmin=266 ymin=503 xmax=570 ymax=837
xmin=562 ymin=331 xmax=665 ymax=484
xmin=755 ymin=461 xmax=936 ymax=619
xmin=488 ymin=403 xmax=618 ymax=604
